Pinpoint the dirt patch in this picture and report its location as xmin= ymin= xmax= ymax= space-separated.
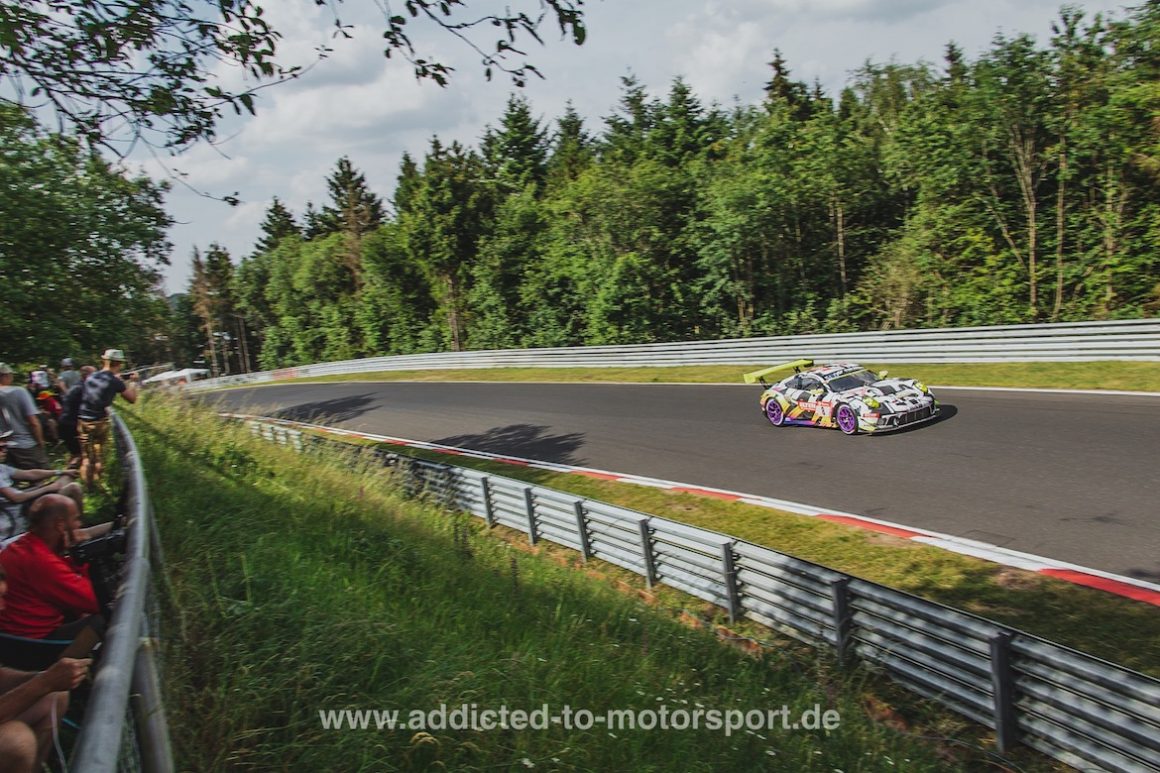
xmin=993 ymin=567 xmax=1042 ymax=591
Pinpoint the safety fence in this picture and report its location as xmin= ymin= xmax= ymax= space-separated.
xmin=249 ymin=419 xmax=1160 ymax=773
xmin=191 ymin=318 xmax=1160 ymax=391
xmin=70 ymin=414 xmax=173 ymax=772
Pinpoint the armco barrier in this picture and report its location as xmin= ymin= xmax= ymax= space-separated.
xmin=248 ymin=420 xmax=1160 ymax=773
xmin=70 ymin=413 xmax=173 ymax=773
xmin=191 ymin=318 xmax=1160 ymax=391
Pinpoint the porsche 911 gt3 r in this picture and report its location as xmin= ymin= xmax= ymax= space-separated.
xmin=743 ymin=359 xmax=939 ymax=435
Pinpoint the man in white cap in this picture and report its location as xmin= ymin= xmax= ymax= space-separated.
xmin=0 ymin=364 xmax=48 ymax=470
xmin=76 ymin=349 xmax=138 ymax=488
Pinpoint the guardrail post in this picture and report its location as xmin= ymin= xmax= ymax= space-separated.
xmin=480 ymin=477 xmax=496 ymax=527
xmin=403 ymin=458 xmax=421 ymax=499
xmin=830 ymin=578 xmax=852 ymax=664
xmin=440 ymin=466 xmax=457 ymax=511
xmin=989 ymin=631 xmax=1017 ymax=752
xmin=523 ymin=487 xmax=539 ymax=545
xmin=720 ymin=541 xmax=741 ymax=624
xmin=573 ymin=501 xmax=591 ymax=562
xmin=638 ymin=519 xmax=657 ymax=588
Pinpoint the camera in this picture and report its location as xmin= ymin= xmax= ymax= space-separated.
xmin=69 ymin=528 xmax=127 ymax=562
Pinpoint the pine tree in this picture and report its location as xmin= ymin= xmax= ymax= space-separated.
xmin=253 ymin=197 xmax=300 ymax=255
xmin=189 ymin=244 xmax=239 ymax=375
xmin=764 ymin=49 xmax=811 ymax=120
xmin=393 ymin=151 xmax=421 ymax=217
xmin=481 ymin=93 xmax=548 ymax=193
xmin=303 ymin=202 xmax=330 ymax=239
xmin=547 ymin=102 xmax=593 ymax=186
xmin=320 ymin=156 xmax=386 ymax=236
xmin=602 ymin=74 xmax=657 ymax=164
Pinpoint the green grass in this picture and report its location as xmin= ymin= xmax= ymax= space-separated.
xmin=127 ymin=396 xmax=1056 ymax=771
xmin=338 ymin=439 xmax=1160 ymax=679
xmin=236 ymin=360 xmax=1160 ymax=392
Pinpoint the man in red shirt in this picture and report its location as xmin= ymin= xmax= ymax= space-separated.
xmin=0 ymin=495 xmax=107 ymax=641
xmin=0 ymin=560 xmax=90 ymax=771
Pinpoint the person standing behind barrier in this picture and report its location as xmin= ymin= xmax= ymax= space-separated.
xmin=77 ymin=350 xmax=138 ymax=489
xmin=0 ymin=365 xmax=48 ymax=471
xmin=56 ymin=359 xmax=80 ymax=395
xmin=57 ymin=367 xmax=95 ymax=472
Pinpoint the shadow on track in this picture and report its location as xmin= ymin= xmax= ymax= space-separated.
xmin=268 ymin=393 xmax=378 ymax=425
xmin=434 ymin=424 xmax=585 ymax=465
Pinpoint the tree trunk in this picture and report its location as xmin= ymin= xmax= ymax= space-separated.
xmin=834 ymin=197 xmax=848 ymax=294
xmin=446 ymin=274 xmax=463 ymax=351
xmin=1053 ymin=140 xmax=1066 ymax=321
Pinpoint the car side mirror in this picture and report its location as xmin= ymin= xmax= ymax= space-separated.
xmin=878 ymin=370 xmax=889 ymax=379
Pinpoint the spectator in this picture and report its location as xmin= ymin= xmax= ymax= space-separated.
xmin=0 ymin=433 xmax=84 ymax=541
xmin=77 ymin=349 xmax=138 ymax=489
xmin=57 ymin=367 xmax=95 ymax=471
xmin=25 ymin=369 xmax=50 ymax=395
xmin=0 ymin=495 xmax=108 ymax=643
xmin=56 ymin=359 xmax=81 ymax=394
xmin=0 ymin=365 xmax=48 ymax=471
xmin=0 ymin=561 xmax=90 ymax=773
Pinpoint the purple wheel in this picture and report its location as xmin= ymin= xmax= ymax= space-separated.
xmin=836 ymin=404 xmax=859 ymax=435
xmin=764 ymin=399 xmax=786 ymax=427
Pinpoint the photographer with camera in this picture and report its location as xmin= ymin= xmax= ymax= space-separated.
xmin=0 ymin=495 xmax=110 ymax=649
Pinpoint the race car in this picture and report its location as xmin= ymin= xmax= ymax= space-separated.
xmin=743 ymin=359 xmax=939 ymax=435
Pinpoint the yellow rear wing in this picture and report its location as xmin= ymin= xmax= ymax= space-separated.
xmin=743 ymin=359 xmax=814 ymax=386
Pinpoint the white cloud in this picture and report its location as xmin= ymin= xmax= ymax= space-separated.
xmin=149 ymin=0 xmax=1130 ymax=293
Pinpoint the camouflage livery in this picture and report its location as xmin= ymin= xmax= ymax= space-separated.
xmin=743 ymin=359 xmax=939 ymax=435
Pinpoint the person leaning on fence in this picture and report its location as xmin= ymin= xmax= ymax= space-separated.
xmin=77 ymin=349 xmax=138 ymax=489
xmin=0 ymin=496 xmax=108 ymax=647
xmin=57 ymin=366 xmax=96 ymax=472
xmin=0 ymin=560 xmax=90 ymax=773
xmin=0 ymin=432 xmax=84 ymax=542
xmin=0 ymin=365 xmax=48 ymax=472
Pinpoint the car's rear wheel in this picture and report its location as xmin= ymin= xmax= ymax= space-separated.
xmin=836 ymin=404 xmax=859 ymax=435
xmin=764 ymin=399 xmax=786 ymax=427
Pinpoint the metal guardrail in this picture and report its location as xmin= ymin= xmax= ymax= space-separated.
xmin=250 ymin=421 xmax=1160 ymax=773
xmin=71 ymin=414 xmax=173 ymax=773
xmin=191 ymin=318 xmax=1160 ymax=391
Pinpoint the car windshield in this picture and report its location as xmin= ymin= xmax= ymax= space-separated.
xmin=825 ymin=369 xmax=878 ymax=392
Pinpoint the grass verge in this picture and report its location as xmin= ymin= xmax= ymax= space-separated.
xmin=236 ymin=360 xmax=1160 ymax=392
xmin=128 ymin=396 xmax=1049 ymax=771
xmin=332 ymin=437 xmax=1160 ymax=679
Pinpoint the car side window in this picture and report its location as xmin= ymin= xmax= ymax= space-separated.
xmin=787 ymin=376 xmax=803 ymax=391
xmin=801 ymin=377 xmax=823 ymax=392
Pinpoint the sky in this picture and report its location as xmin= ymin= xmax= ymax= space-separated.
xmin=140 ymin=0 xmax=1131 ymax=295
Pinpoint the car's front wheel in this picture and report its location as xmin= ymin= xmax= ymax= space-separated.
xmin=836 ymin=404 xmax=859 ymax=435
xmin=764 ymin=398 xmax=786 ymax=427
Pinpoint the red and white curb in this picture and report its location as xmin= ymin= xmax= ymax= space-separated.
xmin=226 ymin=413 xmax=1160 ymax=608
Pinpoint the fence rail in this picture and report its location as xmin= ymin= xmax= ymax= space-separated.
xmin=71 ymin=414 xmax=173 ymax=773
xmin=192 ymin=318 xmax=1160 ymax=391
xmin=249 ymin=420 xmax=1160 ymax=773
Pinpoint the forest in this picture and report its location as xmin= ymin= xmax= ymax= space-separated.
xmin=5 ymin=4 xmax=1159 ymax=371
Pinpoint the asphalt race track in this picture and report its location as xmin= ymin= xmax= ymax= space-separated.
xmin=206 ymin=381 xmax=1160 ymax=581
